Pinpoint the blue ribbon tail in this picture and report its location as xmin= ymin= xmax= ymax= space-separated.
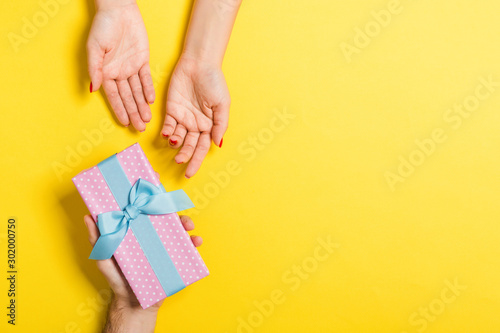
xmin=140 ymin=189 xmax=195 ymax=215
xmin=89 ymin=215 xmax=129 ymax=260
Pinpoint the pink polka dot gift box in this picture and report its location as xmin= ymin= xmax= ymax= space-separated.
xmin=72 ymin=143 xmax=209 ymax=309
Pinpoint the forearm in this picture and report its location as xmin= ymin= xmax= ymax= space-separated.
xmin=183 ymin=0 xmax=242 ymax=66
xmin=94 ymin=0 xmax=136 ymax=11
xmin=103 ymin=294 xmax=159 ymax=333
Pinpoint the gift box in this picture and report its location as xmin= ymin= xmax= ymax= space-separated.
xmin=72 ymin=143 xmax=209 ymax=309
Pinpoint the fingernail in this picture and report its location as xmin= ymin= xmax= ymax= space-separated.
xmin=89 ymin=82 xmax=93 ymax=93
xmin=170 ymin=139 xmax=177 ymax=145
xmin=185 ymin=175 xmax=190 ymax=179
xmin=162 ymin=133 xmax=169 ymax=139
xmin=176 ymin=160 xmax=183 ymax=164
xmin=219 ymin=137 xmax=223 ymax=148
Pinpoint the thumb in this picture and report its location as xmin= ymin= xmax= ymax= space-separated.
xmin=87 ymin=41 xmax=104 ymax=92
xmin=83 ymin=215 xmax=100 ymax=246
xmin=211 ymin=99 xmax=230 ymax=147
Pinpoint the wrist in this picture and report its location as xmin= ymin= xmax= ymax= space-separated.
xmin=181 ymin=47 xmax=224 ymax=69
xmin=95 ymin=0 xmax=136 ymax=12
xmin=104 ymin=295 xmax=159 ymax=333
xmin=114 ymin=294 xmax=160 ymax=315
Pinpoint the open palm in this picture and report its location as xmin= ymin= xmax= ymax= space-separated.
xmin=87 ymin=2 xmax=154 ymax=132
xmin=162 ymin=54 xmax=230 ymax=178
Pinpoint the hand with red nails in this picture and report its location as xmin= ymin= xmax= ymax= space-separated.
xmin=162 ymin=54 xmax=229 ymax=178
xmin=83 ymin=214 xmax=203 ymax=332
xmin=86 ymin=0 xmax=241 ymax=178
xmin=87 ymin=0 xmax=154 ymax=132
xmin=162 ymin=0 xmax=241 ymax=178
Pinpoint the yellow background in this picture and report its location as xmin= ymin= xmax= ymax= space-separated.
xmin=1 ymin=0 xmax=500 ymax=332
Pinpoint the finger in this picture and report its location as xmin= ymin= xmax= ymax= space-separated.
xmin=211 ymin=99 xmax=230 ymax=147
xmin=161 ymin=115 xmax=177 ymax=139
xmin=175 ymin=131 xmax=200 ymax=165
xmin=95 ymin=255 xmax=129 ymax=294
xmin=103 ymin=80 xmax=130 ymax=126
xmin=87 ymin=41 xmax=104 ymax=91
xmin=179 ymin=215 xmax=194 ymax=231
xmin=116 ymin=79 xmax=146 ymax=132
xmin=185 ymin=132 xmax=211 ymax=178
xmin=83 ymin=215 xmax=99 ymax=246
xmin=190 ymin=235 xmax=203 ymax=247
xmin=139 ymin=63 xmax=155 ymax=104
xmin=128 ymin=74 xmax=152 ymax=123
xmin=169 ymin=124 xmax=187 ymax=149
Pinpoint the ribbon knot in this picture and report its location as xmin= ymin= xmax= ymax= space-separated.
xmin=124 ymin=204 xmax=140 ymax=220
xmin=89 ymin=178 xmax=194 ymax=260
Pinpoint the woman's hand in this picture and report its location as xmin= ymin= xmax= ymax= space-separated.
xmin=87 ymin=0 xmax=154 ymax=132
xmin=160 ymin=0 xmax=241 ymax=179
xmin=161 ymin=53 xmax=230 ymax=178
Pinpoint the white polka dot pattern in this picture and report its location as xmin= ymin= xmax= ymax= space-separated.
xmin=72 ymin=166 xmax=120 ymax=221
xmin=116 ymin=143 xmax=161 ymax=187
xmin=114 ymin=227 xmax=166 ymax=308
xmin=149 ymin=214 xmax=209 ymax=286
xmin=72 ymin=143 xmax=209 ymax=309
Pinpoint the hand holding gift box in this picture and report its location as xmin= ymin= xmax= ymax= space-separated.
xmin=83 ymin=214 xmax=202 ymax=312
xmin=73 ymin=143 xmax=209 ymax=309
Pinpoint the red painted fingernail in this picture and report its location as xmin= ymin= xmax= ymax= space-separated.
xmin=162 ymin=133 xmax=169 ymax=138
xmin=90 ymin=82 xmax=93 ymax=93
xmin=176 ymin=160 xmax=183 ymax=164
xmin=169 ymin=139 xmax=177 ymax=145
xmin=219 ymin=137 xmax=223 ymax=148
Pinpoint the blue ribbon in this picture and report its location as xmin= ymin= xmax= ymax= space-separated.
xmin=90 ymin=154 xmax=193 ymax=296
xmin=89 ymin=178 xmax=193 ymax=260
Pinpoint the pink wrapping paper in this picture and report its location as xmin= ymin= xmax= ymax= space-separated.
xmin=72 ymin=143 xmax=209 ymax=308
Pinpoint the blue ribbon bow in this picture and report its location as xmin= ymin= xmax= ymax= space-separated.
xmin=89 ymin=178 xmax=194 ymax=260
